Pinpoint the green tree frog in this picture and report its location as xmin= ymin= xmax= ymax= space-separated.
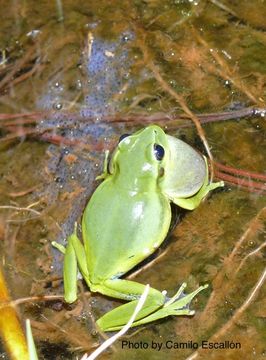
xmin=53 ymin=125 xmax=223 ymax=332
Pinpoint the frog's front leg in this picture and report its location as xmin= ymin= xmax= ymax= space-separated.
xmin=95 ymin=150 xmax=110 ymax=180
xmin=94 ymin=279 xmax=207 ymax=332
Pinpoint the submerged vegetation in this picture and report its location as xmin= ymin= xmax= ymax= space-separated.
xmin=0 ymin=0 xmax=265 ymax=359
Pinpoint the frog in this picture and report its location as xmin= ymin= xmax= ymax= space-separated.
xmin=53 ymin=125 xmax=223 ymax=332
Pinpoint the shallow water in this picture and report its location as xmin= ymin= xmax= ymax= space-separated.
xmin=0 ymin=1 xmax=265 ymax=359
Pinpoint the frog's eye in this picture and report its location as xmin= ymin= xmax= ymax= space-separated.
xmin=153 ymin=144 xmax=165 ymax=161
xmin=119 ymin=133 xmax=130 ymax=143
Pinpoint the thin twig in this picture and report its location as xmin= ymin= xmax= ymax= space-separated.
xmin=135 ymin=31 xmax=214 ymax=177
xmin=83 ymin=285 xmax=150 ymax=360
xmin=214 ymin=171 xmax=266 ymax=192
xmin=0 ymin=206 xmax=41 ymax=216
xmin=235 ymin=242 xmax=266 ymax=274
xmin=193 ymin=28 xmax=263 ymax=105
xmin=185 ymin=267 xmax=266 ymax=360
xmin=200 ymin=207 xmax=265 ymax=323
xmin=209 ymin=0 xmax=238 ymax=17
xmin=0 ymin=46 xmax=37 ymax=92
xmin=215 ymin=161 xmax=266 ymax=181
xmin=147 ymin=60 xmax=213 ymax=162
xmin=227 ymin=208 xmax=266 ymax=263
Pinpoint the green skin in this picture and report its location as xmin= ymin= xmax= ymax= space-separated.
xmin=53 ymin=125 xmax=223 ymax=332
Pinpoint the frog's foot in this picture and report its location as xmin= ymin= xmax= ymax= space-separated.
xmin=129 ymin=283 xmax=208 ymax=329
xmin=96 ymin=281 xmax=208 ymax=332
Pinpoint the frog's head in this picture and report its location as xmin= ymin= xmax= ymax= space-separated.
xmin=109 ymin=125 xmax=168 ymax=191
xmin=110 ymin=125 xmax=207 ymax=196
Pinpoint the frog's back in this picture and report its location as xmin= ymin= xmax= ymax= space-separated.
xmin=82 ymin=178 xmax=171 ymax=284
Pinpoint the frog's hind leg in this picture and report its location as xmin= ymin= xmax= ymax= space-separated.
xmin=95 ymin=279 xmax=207 ymax=331
xmin=62 ymin=229 xmax=90 ymax=303
xmin=95 ymin=279 xmax=165 ymax=331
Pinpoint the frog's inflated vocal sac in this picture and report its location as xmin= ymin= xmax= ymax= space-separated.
xmin=53 ymin=125 xmax=223 ymax=331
